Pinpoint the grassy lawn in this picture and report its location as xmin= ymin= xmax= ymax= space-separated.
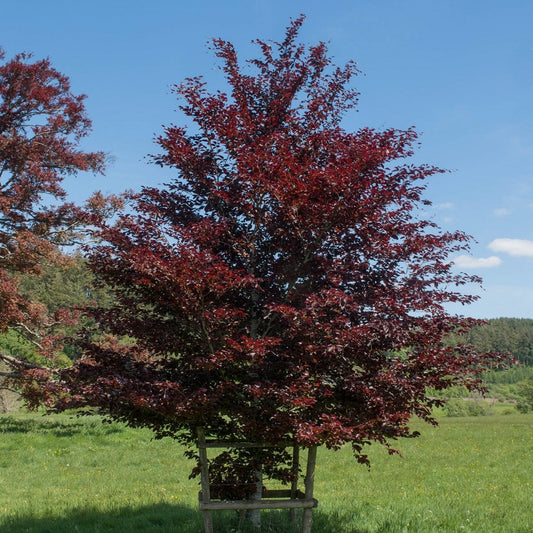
xmin=0 ymin=413 xmax=531 ymax=532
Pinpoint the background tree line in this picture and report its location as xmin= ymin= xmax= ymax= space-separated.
xmin=446 ymin=318 xmax=533 ymax=366
xmin=0 ymin=256 xmax=112 ymax=365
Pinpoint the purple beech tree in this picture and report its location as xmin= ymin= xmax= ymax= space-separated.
xmin=43 ymin=18 xmax=502 ymax=498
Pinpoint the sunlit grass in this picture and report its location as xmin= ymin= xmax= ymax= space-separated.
xmin=313 ymin=415 xmax=532 ymax=532
xmin=0 ymin=413 xmax=531 ymax=532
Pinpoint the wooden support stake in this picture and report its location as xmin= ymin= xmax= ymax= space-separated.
xmin=302 ymin=447 xmax=317 ymax=533
xmin=196 ymin=431 xmax=318 ymax=532
xmin=197 ymin=428 xmax=213 ymax=533
xmin=290 ymin=445 xmax=300 ymax=523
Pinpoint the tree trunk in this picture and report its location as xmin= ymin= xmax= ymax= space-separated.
xmin=244 ymin=467 xmax=262 ymax=530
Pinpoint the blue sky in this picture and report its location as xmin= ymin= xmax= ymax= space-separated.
xmin=1 ymin=0 xmax=532 ymax=318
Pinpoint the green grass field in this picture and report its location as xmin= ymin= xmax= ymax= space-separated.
xmin=0 ymin=412 xmax=531 ymax=532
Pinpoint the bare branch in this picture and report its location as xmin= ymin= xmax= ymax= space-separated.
xmin=0 ymin=352 xmax=45 ymax=370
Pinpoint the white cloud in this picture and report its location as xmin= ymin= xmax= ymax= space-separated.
xmin=453 ymin=255 xmax=502 ymax=269
xmin=435 ymin=202 xmax=454 ymax=210
xmin=494 ymin=208 xmax=512 ymax=217
xmin=488 ymin=238 xmax=533 ymax=258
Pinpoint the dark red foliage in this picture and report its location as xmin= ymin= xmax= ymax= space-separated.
xmin=51 ymin=18 xmax=503 ymax=488
xmin=0 ymin=47 xmax=105 ymax=377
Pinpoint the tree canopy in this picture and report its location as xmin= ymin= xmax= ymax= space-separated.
xmin=0 ymin=46 xmax=105 ymax=379
xmin=43 ymin=18 xmax=503 ymax=492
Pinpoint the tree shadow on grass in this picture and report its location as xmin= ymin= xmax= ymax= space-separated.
xmin=0 ymin=503 xmax=203 ymax=533
xmin=1 ymin=504 xmax=388 ymax=533
xmin=0 ymin=415 xmax=125 ymax=437
xmin=237 ymin=510 xmax=372 ymax=533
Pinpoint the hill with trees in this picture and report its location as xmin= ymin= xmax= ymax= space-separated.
xmin=446 ymin=318 xmax=533 ymax=366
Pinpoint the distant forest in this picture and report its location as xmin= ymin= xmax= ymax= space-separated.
xmin=447 ymin=318 xmax=533 ymax=366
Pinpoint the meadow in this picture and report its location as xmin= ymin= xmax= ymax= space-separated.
xmin=0 ymin=412 xmax=531 ymax=532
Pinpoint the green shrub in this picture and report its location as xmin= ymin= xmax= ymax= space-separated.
xmin=442 ymin=399 xmax=489 ymax=417
xmin=0 ymin=330 xmax=37 ymax=361
xmin=0 ymin=329 xmax=71 ymax=369
xmin=516 ymin=376 xmax=533 ymax=413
